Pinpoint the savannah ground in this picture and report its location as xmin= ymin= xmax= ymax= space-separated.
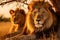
xmin=0 ymin=22 xmax=12 ymax=36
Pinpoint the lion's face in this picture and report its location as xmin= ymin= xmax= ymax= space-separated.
xmin=14 ymin=9 xmax=25 ymax=24
xmin=31 ymin=7 xmax=50 ymax=31
xmin=10 ymin=9 xmax=26 ymax=26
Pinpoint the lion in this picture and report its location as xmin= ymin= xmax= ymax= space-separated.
xmin=8 ymin=8 xmax=26 ymax=34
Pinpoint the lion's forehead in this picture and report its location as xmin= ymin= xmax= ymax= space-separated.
xmin=32 ymin=8 xmax=48 ymax=16
xmin=31 ymin=10 xmax=50 ymax=22
xmin=33 ymin=7 xmax=47 ymax=13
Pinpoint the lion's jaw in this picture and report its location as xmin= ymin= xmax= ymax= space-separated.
xmin=34 ymin=17 xmax=48 ymax=32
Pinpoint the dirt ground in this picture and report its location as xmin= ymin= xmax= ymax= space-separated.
xmin=0 ymin=22 xmax=12 ymax=36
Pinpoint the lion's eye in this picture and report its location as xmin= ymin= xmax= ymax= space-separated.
xmin=40 ymin=15 xmax=43 ymax=18
xmin=34 ymin=12 xmax=36 ymax=14
xmin=42 ymin=11 xmax=45 ymax=14
xmin=33 ymin=11 xmax=37 ymax=16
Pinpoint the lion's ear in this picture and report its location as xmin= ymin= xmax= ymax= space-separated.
xmin=28 ymin=2 xmax=34 ymax=11
xmin=9 ymin=9 xmax=15 ymax=15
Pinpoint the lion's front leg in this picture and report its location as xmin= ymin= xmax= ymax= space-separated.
xmin=43 ymin=34 xmax=46 ymax=40
xmin=50 ymin=33 xmax=57 ymax=40
xmin=8 ymin=17 xmax=19 ymax=34
xmin=50 ymin=33 xmax=54 ymax=40
xmin=8 ymin=24 xmax=18 ymax=34
xmin=14 ymin=24 xmax=18 ymax=32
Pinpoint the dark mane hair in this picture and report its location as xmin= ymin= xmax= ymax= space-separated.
xmin=15 ymin=8 xmax=25 ymax=16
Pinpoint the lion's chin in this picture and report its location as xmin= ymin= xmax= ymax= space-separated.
xmin=35 ymin=24 xmax=43 ymax=28
xmin=34 ymin=24 xmax=44 ymax=32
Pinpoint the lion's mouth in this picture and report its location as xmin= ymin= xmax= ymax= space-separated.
xmin=34 ymin=24 xmax=44 ymax=32
xmin=35 ymin=24 xmax=43 ymax=28
xmin=34 ymin=21 xmax=44 ymax=28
